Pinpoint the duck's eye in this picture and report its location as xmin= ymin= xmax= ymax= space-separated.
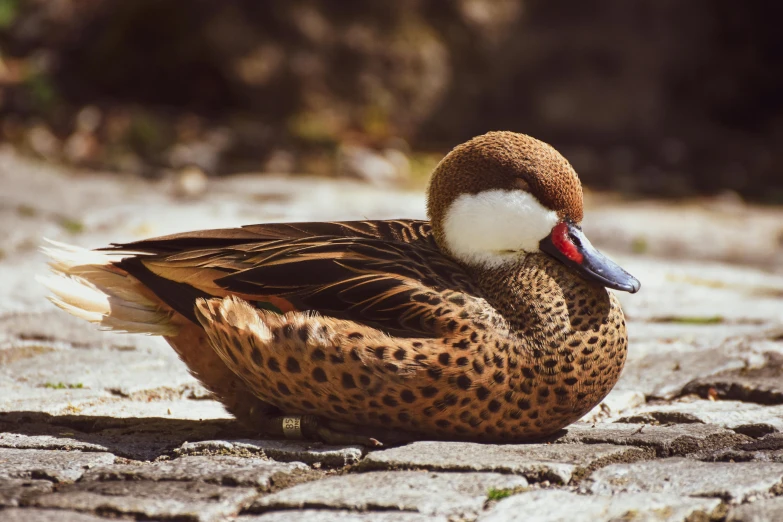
xmin=514 ymin=178 xmax=530 ymax=191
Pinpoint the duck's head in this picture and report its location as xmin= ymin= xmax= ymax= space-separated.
xmin=427 ymin=131 xmax=640 ymax=293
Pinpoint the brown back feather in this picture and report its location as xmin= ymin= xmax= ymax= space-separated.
xmin=107 ymin=220 xmax=479 ymax=337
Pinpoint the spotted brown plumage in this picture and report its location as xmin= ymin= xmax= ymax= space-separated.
xmin=42 ymin=131 xmax=639 ymax=444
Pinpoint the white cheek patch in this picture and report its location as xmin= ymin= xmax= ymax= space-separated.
xmin=443 ymin=189 xmax=559 ymax=267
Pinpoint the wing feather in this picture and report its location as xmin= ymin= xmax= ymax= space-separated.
xmin=109 ymin=220 xmax=481 ymax=337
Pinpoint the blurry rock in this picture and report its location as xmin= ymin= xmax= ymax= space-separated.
xmin=63 ymin=131 xmax=98 ymax=165
xmin=111 ymin=152 xmax=145 ymax=177
xmin=337 ymin=144 xmax=409 ymax=186
xmin=62 ymin=107 xmax=101 ymax=165
xmin=2 ymin=114 xmax=24 ymax=142
xmin=26 ymin=125 xmax=60 ymax=160
xmin=382 ymin=148 xmax=411 ymax=181
xmin=0 ymin=55 xmax=8 ymax=81
xmin=168 ymin=128 xmax=232 ymax=174
xmin=264 ymin=150 xmax=295 ymax=174
xmin=75 ymin=106 xmax=101 ymax=134
xmin=174 ymin=113 xmax=203 ymax=143
xmin=235 ymin=45 xmax=284 ymax=86
xmin=300 ymin=151 xmax=334 ymax=178
xmin=104 ymin=110 xmax=133 ymax=143
xmin=171 ymin=166 xmax=209 ymax=200
xmin=384 ymin=136 xmax=412 ymax=155
xmin=458 ymin=0 xmax=523 ymax=41
xmin=291 ymin=4 xmax=331 ymax=45
xmin=706 ymin=190 xmax=746 ymax=214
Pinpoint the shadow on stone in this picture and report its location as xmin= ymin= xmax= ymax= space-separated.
xmin=0 ymin=410 xmax=256 ymax=461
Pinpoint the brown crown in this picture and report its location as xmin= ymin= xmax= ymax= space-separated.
xmin=426 ymin=131 xmax=584 ymax=250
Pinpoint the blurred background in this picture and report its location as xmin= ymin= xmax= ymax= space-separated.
xmin=1 ymin=0 xmax=782 ymax=200
xmin=2 ymin=2 xmax=783 ymax=478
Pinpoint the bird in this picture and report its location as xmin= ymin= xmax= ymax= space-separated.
xmin=41 ymin=131 xmax=640 ymax=446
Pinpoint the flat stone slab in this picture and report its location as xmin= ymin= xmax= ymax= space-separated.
xmin=727 ymin=497 xmax=783 ymax=522
xmin=250 ymin=470 xmax=528 ymax=518
xmin=0 ymin=413 xmax=253 ymax=461
xmin=558 ymin=422 xmax=751 ymax=457
xmin=1 ymin=340 xmax=212 ymax=414
xmin=579 ymin=389 xmax=646 ymax=424
xmin=0 ymin=430 xmax=113 ymax=454
xmin=175 ymin=439 xmax=363 ymax=468
xmin=586 ymin=458 xmax=783 ymax=502
xmin=686 ymin=373 xmax=783 ymax=405
xmin=0 ymin=508 xmax=112 ymax=522
xmin=701 ymin=432 xmax=783 ymax=463
xmin=66 ymin=398 xmax=231 ymax=421
xmin=83 ymin=455 xmax=314 ymax=489
xmin=358 ymin=441 xmax=652 ymax=484
xmin=0 ymin=448 xmax=115 ymax=483
xmin=615 ymin=340 xmax=765 ymax=399
xmin=683 ymin=352 xmax=783 ymax=405
xmin=30 ymin=480 xmax=259 ymax=522
xmin=0 ymin=479 xmax=53 ymax=507
xmin=0 ymin=430 xmax=179 ymax=463
xmin=240 ymin=512 xmax=444 ymax=522
xmin=625 ymin=321 xmax=774 ymax=346
xmin=479 ymin=489 xmax=721 ymax=522
xmin=619 ymin=400 xmax=783 ymax=437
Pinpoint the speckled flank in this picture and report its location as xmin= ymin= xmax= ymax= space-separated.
xmin=196 ymin=251 xmax=626 ymax=442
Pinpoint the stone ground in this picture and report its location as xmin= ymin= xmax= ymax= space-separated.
xmin=1 ymin=146 xmax=783 ymax=521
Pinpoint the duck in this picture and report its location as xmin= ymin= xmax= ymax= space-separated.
xmin=41 ymin=131 xmax=640 ymax=446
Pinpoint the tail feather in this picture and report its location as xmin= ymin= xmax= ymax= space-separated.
xmin=39 ymin=240 xmax=178 ymax=336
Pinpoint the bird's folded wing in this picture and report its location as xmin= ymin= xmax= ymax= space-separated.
xmin=106 ymin=220 xmax=487 ymax=338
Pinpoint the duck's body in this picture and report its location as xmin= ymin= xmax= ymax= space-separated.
xmin=42 ymin=132 xmax=638 ymax=444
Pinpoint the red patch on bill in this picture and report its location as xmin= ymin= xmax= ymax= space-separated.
xmin=551 ymin=222 xmax=584 ymax=264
